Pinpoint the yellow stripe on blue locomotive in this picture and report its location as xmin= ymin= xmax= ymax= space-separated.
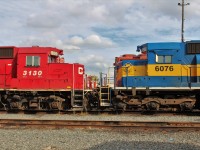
xmin=117 ymin=63 xmax=146 ymax=77
xmin=148 ymin=64 xmax=200 ymax=76
xmin=147 ymin=64 xmax=182 ymax=76
xmin=118 ymin=64 xmax=200 ymax=77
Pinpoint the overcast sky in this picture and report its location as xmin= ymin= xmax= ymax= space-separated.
xmin=0 ymin=0 xmax=199 ymax=75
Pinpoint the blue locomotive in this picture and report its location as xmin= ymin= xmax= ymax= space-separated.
xmin=107 ymin=41 xmax=200 ymax=111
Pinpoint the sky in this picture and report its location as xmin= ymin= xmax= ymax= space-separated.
xmin=0 ymin=0 xmax=199 ymax=76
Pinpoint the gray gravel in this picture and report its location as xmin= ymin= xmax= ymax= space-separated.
xmin=0 ymin=128 xmax=200 ymax=150
xmin=0 ymin=113 xmax=199 ymax=149
xmin=0 ymin=113 xmax=200 ymax=122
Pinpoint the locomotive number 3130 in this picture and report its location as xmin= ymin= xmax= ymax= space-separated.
xmin=23 ymin=70 xmax=43 ymax=76
xmin=155 ymin=66 xmax=174 ymax=71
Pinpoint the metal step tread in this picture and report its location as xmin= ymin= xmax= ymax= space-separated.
xmin=74 ymin=100 xmax=83 ymax=102
xmin=100 ymin=104 xmax=111 ymax=106
xmin=74 ymin=95 xmax=83 ymax=97
xmin=72 ymin=106 xmax=83 ymax=108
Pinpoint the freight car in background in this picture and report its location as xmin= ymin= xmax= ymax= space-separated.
xmin=0 ymin=46 xmax=85 ymax=110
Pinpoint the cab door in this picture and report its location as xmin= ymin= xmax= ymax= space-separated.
xmin=0 ymin=63 xmax=11 ymax=88
xmin=191 ymin=55 xmax=200 ymax=83
xmin=0 ymin=64 xmax=5 ymax=88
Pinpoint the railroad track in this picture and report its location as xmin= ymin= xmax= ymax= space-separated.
xmin=0 ymin=119 xmax=200 ymax=130
xmin=1 ymin=109 xmax=200 ymax=116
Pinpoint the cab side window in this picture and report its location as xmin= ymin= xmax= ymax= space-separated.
xmin=26 ymin=56 xmax=40 ymax=66
xmin=156 ymin=55 xmax=172 ymax=64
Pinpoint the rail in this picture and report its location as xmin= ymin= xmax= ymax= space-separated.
xmin=0 ymin=119 xmax=200 ymax=129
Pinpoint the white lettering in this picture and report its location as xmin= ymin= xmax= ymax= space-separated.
xmin=78 ymin=67 xmax=84 ymax=75
xmin=33 ymin=71 xmax=37 ymax=76
xmin=23 ymin=71 xmax=27 ymax=76
xmin=38 ymin=70 xmax=42 ymax=76
xmin=22 ymin=70 xmax=43 ymax=76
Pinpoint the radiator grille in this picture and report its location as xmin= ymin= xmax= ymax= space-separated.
xmin=187 ymin=43 xmax=200 ymax=54
xmin=0 ymin=48 xmax=14 ymax=58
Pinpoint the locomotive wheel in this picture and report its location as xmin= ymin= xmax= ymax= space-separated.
xmin=146 ymin=101 xmax=160 ymax=110
xmin=22 ymin=102 xmax=29 ymax=110
xmin=21 ymin=99 xmax=29 ymax=110
xmin=180 ymin=102 xmax=194 ymax=111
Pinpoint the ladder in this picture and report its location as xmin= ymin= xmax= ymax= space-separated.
xmin=99 ymin=86 xmax=111 ymax=106
xmin=71 ymin=90 xmax=84 ymax=108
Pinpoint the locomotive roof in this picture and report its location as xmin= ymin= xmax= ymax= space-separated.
xmin=0 ymin=46 xmax=63 ymax=55
xmin=137 ymin=41 xmax=200 ymax=52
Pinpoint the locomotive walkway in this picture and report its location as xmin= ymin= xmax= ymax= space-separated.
xmin=0 ymin=119 xmax=200 ymax=130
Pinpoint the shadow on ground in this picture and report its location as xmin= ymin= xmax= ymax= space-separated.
xmin=88 ymin=140 xmax=199 ymax=150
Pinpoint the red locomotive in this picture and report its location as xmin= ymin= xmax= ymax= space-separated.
xmin=0 ymin=46 xmax=85 ymax=110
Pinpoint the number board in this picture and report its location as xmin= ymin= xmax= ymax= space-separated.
xmin=148 ymin=64 xmax=181 ymax=76
xmin=23 ymin=70 xmax=43 ymax=77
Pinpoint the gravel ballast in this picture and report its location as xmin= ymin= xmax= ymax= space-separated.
xmin=0 ymin=113 xmax=199 ymax=149
xmin=0 ymin=113 xmax=200 ymax=122
xmin=0 ymin=128 xmax=200 ymax=150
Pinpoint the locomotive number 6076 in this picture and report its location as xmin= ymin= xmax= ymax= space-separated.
xmin=155 ymin=66 xmax=174 ymax=71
